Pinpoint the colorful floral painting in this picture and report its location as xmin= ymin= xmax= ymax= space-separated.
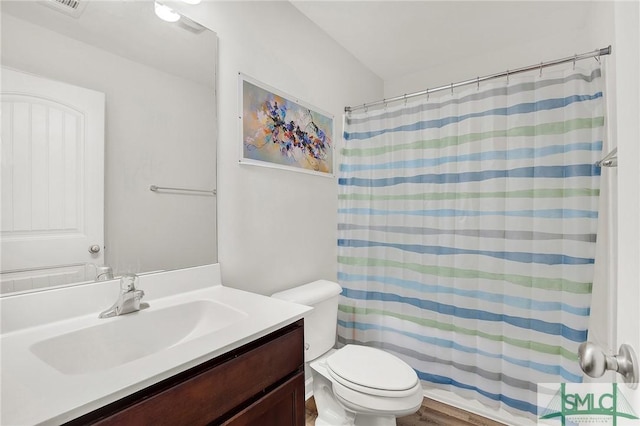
xmin=241 ymin=76 xmax=334 ymax=175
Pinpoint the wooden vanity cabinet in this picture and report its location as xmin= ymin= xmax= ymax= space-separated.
xmin=65 ymin=320 xmax=305 ymax=426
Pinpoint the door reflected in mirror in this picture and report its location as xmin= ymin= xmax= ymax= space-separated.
xmin=1 ymin=0 xmax=217 ymax=295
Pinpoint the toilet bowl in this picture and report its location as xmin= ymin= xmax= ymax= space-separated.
xmin=311 ymin=346 xmax=423 ymax=425
xmin=272 ymin=280 xmax=423 ymax=426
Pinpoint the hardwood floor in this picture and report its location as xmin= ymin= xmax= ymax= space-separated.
xmin=305 ymin=397 xmax=506 ymax=426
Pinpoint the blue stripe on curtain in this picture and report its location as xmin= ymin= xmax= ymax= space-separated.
xmin=339 ymin=164 xmax=601 ymax=187
xmin=338 ymin=272 xmax=591 ymax=315
xmin=346 ymin=69 xmax=602 ymax=126
xmin=338 ymin=239 xmax=595 ymax=265
xmin=340 ymin=289 xmax=588 ymax=341
xmin=337 ymin=66 xmax=604 ymax=420
xmin=417 ymin=372 xmax=540 ymax=415
xmin=344 ymin=92 xmax=603 ymax=140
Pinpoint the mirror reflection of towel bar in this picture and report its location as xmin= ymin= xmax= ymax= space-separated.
xmin=149 ymin=185 xmax=216 ymax=196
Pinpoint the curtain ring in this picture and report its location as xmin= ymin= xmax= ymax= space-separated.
xmin=539 ymin=62 xmax=543 ymax=77
xmin=404 ymin=94 xmax=408 ymax=106
xmin=426 ymin=89 xmax=430 ymax=101
xmin=573 ymin=54 xmax=577 ymax=70
xmin=450 ymin=82 xmax=454 ymax=95
xmin=476 ymin=77 xmax=480 ymax=90
xmin=506 ymin=70 xmax=509 ymax=85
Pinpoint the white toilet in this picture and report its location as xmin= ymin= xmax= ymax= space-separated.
xmin=272 ymin=280 xmax=423 ymax=426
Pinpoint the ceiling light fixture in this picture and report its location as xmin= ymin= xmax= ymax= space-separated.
xmin=181 ymin=0 xmax=202 ymax=4
xmin=154 ymin=1 xmax=180 ymax=22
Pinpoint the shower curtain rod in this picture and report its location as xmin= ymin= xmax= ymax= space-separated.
xmin=345 ymin=45 xmax=612 ymax=113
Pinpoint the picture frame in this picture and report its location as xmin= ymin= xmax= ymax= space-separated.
xmin=239 ymin=73 xmax=335 ymax=177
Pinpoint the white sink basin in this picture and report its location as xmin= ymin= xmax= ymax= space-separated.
xmin=30 ymin=300 xmax=247 ymax=375
xmin=1 ymin=265 xmax=312 ymax=426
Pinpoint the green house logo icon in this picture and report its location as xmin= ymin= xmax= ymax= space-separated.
xmin=540 ymin=383 xmax=639 ymax=425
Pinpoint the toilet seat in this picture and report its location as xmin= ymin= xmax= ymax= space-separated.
xmin=326 ymin=345 xmax=419 ymax=397
xmin=309 ymin=345 xmax=424 ymax=423
xmin=331 ymin=376 xmax=424 ymax=416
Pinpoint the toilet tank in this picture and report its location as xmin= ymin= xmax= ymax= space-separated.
xmin=272 ymin=280 xmax=342 ymax=362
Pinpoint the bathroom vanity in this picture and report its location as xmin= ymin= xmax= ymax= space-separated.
xmin=68 ymin=320 xmax=305 ymax=425
xmin=0 ymin=265 xmax=311 ymax=425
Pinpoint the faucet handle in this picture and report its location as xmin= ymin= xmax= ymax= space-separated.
xmin=120 ymin=274 xmax=139 ymax=292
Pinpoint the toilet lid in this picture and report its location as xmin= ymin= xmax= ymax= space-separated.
xmin=326 ymin=345 xmax=418 ymax=392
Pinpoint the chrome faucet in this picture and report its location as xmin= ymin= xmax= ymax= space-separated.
xmin=95 ymin=265 xmax=114 ymax=281
xmin=98 ymin=274 xmax=145 ymax=318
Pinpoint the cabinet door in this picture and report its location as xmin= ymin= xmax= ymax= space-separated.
xmin=223 ymin=372 xmax=305 ymax=426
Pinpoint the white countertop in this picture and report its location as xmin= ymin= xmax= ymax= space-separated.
xmin=0 ymin=265 xmax=311 ymax=425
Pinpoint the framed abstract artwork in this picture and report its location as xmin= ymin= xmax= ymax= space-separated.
xmin=239 ymin=73 xmax=334 ymax=177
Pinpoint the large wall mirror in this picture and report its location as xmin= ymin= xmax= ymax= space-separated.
xmin=1 ymin=0 xmax=217 ymax=295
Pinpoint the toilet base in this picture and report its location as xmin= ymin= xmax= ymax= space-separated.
xmin=312 ymin=364 xmax=414 ymax=426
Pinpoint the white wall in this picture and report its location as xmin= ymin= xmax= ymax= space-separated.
xmin=171 ymin=1 xmax=383 ymax=295
xmin=1 ymin=14 xmax=217 ymax=278
xmin=384 ymin=3 xmax=613 ymax=97
xmin=612 ymin=0 xmax=640 ymax=358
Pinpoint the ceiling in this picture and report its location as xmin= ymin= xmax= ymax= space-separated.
xmin=290 ymin=1 xmax=593 ymax=82
xmin=2 ymin=0 xmax=216 ymax=86
xmin=4 ymin=1 xmax=594 ymax=86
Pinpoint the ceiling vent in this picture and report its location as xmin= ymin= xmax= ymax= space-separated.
xmin=41 ymin=0 xmax=88 ymax=18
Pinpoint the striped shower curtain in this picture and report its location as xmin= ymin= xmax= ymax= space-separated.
xmin=337 ymin=65 xmax=604 ymax=418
